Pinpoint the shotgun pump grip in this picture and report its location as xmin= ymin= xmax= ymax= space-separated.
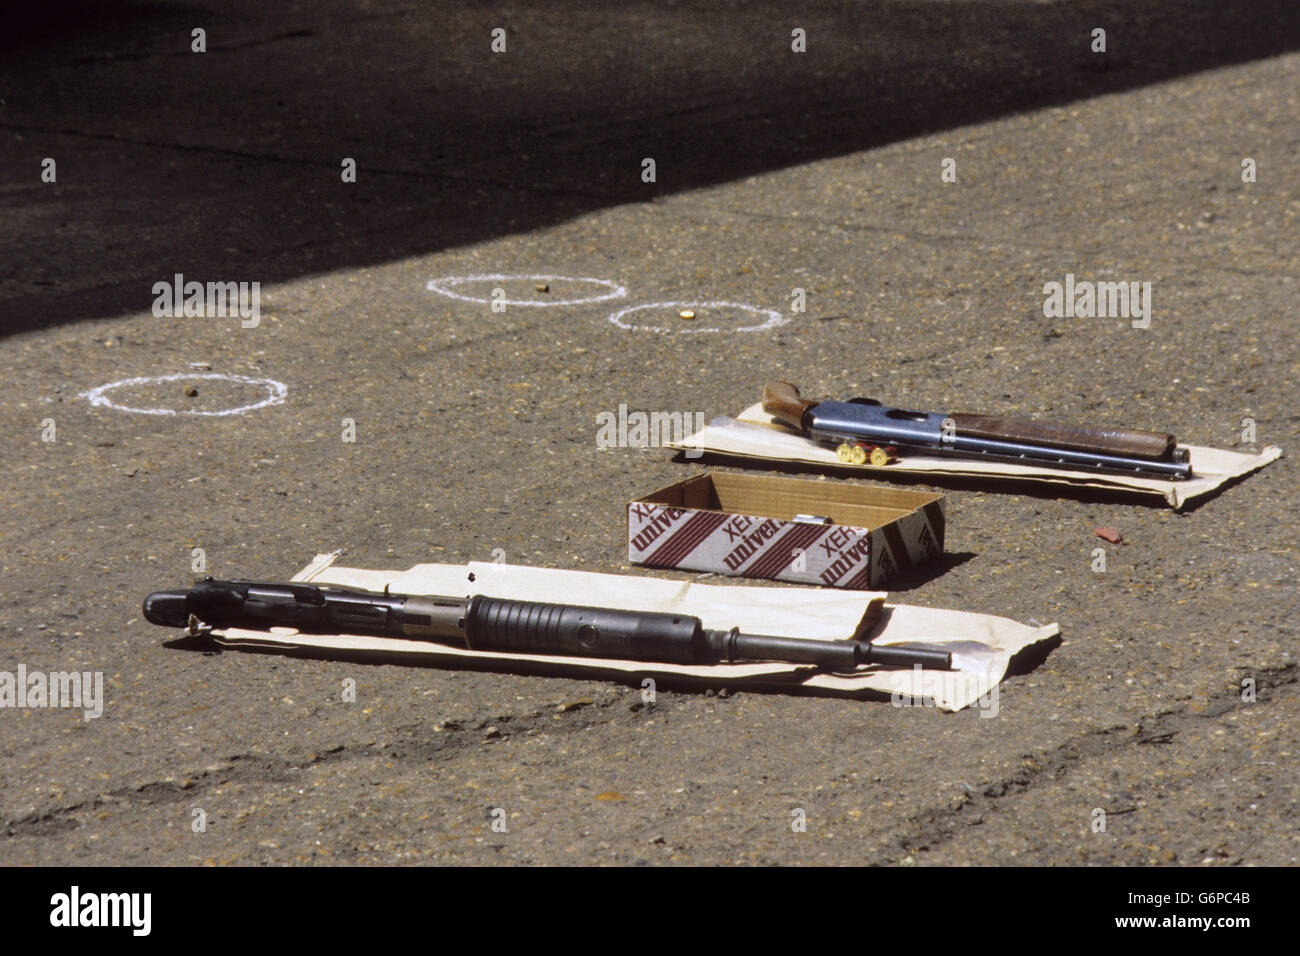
xmin=463 ymin=595 xmax=706 ymax=664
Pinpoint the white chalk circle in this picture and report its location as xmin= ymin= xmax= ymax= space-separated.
xmin=81 ymin=372 xmax=288 ymax=417
xmin=426 ymin=274 xmax=628 ymax=307
xmin=606 ymin=300 xmax=789 ymax=334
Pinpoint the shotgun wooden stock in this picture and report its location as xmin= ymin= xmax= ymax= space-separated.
xmin=762 ymin=381 xmax=818 ymax=430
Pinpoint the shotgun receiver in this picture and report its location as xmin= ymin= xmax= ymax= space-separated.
xmin=762 ymin=382 xmax=1192 ymax=480
xmin=143 ymin=578 xmax=953 ymax=671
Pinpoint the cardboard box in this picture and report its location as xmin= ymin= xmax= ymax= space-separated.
xmin=628 ymin=471 xmax=945 ymax=588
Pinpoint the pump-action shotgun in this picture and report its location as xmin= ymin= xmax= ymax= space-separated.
xmin=143 ymin=578 xmax=953 ymax=671
xmin=762 ymin=382 xmax=1192 ymax=480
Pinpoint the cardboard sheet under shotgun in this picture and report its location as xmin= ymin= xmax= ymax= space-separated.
xmin=187 ymin=554 xmax=1060 ymax=712
xmin=666 ymin=394 xmax=1280 ymax=509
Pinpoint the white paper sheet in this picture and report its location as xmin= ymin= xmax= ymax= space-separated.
xmin=197 ymin=556 xmax=1062 ymax=711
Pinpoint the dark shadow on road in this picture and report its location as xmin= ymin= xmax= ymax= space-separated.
xmin=880 ymin=550 xmax=979 ymax=592
xmin=166 ymin=632 xmax=1043 ymax=703
xmin=2 ymin=0 xmax=1296 ymax=336
xmin=1006 ymin=632 xmax=1063 ymax=678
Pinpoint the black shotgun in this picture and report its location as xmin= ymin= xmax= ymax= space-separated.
xmin=143 ymin=578 xmax=953 ymax=671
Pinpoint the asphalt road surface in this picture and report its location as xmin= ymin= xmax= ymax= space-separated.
xmin=1 ymin=1 xmax=1297 ymax=866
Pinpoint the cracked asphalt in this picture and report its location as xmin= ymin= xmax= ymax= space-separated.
xmin=1 ymin=1 xmax=1297 ymax=865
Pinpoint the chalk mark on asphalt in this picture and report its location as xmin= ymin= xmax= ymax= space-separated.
xmin=427 ymin=275 xmax=628 ymax=307
xmin=606 ymin=300 xmax=788 ymax=334
xmin=81 ymin=373 xmax=288 ymax=417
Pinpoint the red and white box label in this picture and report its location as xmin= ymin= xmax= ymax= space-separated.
xmin=628 ymin=495 xmax=944 ymax=589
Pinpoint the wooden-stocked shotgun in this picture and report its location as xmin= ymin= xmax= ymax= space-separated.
xmin=762 ymin=382 xmax=1193 ymax=480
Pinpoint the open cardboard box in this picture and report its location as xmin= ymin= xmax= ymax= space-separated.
xmin=629 ymin=471 xmax=944 ymax=588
